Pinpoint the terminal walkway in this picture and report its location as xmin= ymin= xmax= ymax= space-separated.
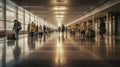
xmin=0 ymin=32 xmax=120 ymax=67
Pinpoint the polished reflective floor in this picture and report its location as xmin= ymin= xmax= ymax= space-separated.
xmin=0 ymin=32 xmax=120 ymax=67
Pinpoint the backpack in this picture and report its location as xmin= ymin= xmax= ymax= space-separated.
xmin=15 ymin=22 xmax=22 ymax=30
xmin=18 ymin=22 xmax=22 ymax=30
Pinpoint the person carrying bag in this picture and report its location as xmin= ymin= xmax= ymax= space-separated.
xmin=13 ymin=20 xmax=22 ymax=40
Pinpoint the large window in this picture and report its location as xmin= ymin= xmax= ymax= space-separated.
xmin=31 ymin=14 xmax=34 ymax=22
xmin=6 ymin=4 xmax=16 ymax=22
xmin=0 ymin=0 xmax=42 ymax=31
xmin=6 ymin=4 xmax=16 ymax=30
xmin=35 ymin=16 xmax=38 ymax=25
xmin=25 ymin=10 xmax=30 ymax=24
xmin=39 ymin=18 xmax=43 ymax=26
xmin=6 ymin=22 xmax=14 ymax=30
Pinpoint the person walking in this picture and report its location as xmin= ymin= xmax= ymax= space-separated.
xmin=43 ymin=25 xmax=46 ymax=35
xmin=61 ymin=24 xmax=65 ymax=35
xmin=13 ymin=20 xmax=22 ymax=40
xmin=30 ymin=22 xmax=36 ymax=38
xmin=58 ymin=26 xmax=61 ymax=34
xmin=99 ymin=19 xmax=106 ymax=38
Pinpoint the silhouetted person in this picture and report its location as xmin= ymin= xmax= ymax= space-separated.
xmin=81 ymin=29 xmax=85 ymax=38
xmin=39 ymin=25 xmax=43 ymax=37
xmin=58 ymin=26 xmax=61 ymax=34
xmin=61 ymin=24 xmax=65 ymax=35
xmin=43 ymin=25 xmax=46 ymax=35
xmin=99 ymin=19 xmax=106 ymax=38
xmin=30 ymin=22 xmax=36 ymax=38
xmin=13 ymin=20 xmax=22 ymax=40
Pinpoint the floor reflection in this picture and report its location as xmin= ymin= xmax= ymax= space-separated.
xmin=0 ymin=32 xmax=120 ymax=67
xmin=13 ymin=40 xmax=21 ymax=62
xmin=28 ymin=37 xmax=36 ymax=50
xmin=55 ymin=34 xmax=66 ymax=65
xmin=2 ymin=43 xmax=6 ymax=67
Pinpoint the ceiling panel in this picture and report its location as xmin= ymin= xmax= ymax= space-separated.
xmin=11 ymin=0 xmax=109 ymax=27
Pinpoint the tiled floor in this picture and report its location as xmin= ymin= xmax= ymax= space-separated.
xmin=0 ymin=32 xmax=120 ymax=67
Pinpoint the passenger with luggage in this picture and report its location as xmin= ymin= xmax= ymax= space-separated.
xmin=30 ymin=22 xmax=36 ymax=38
xmin=13 ymin=20 xmax=22 ymax=40
xmin=61 ymin=24 xmax=65 ymax=35
xmin=43 ymin=25 xmax=46 ymax=35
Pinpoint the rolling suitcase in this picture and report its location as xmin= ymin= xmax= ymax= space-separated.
xmin=7 ymin=33 xmax=16 ymax=40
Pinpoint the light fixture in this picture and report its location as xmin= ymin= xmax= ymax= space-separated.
xmin=55 ymin=15 xmax=64 ymax=17
xmin=55 ymin=11 xmax=65 ymax=14
xmin=54 ymin=6 xmax=66 ymax=10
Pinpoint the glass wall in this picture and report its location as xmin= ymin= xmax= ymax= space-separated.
xmin=31 ymin=13 xmax=34 ymax=23
xmin=18 ymin=6 xmax=24 ymax=24
xmin=6 ymin=3 xmax=16 ymax=30
xmin=6 ymin=5 xmax=16 ymax=21
xmin=35 ymin=16 xmax=38 ymax=25
xmin=0 ymin=0 xmax=51 ymax=35
xmin=25 ymin=10 xmax=30 ymax=24
xmin=6 ymin=22 xmax=14 ymax=30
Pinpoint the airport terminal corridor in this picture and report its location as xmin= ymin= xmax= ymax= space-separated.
xmin=1 ymin=0 xmax=120 ymax=67
xmin=0 ymin=32 xmax=120 ymax=67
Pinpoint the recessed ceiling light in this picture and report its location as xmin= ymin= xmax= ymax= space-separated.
xmin=55 ymin=11 xmax=65 ymax=14
xmin=55 ymin=15 xmax=64 ymax=17
xmin=54 ymin=6 xmax=66 ymax=10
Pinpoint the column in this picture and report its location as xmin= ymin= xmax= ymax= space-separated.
xmin=106 ymin=13 xmax=109 ymax=35
xmin=16 ymin=5 xmax=18 ymax=20
xmin=92 ymin=16 xmax=95 ymax=30
xmin=23 ymin=10 xmax=25 ymax=31
xmin=2 ymin=0 xmax=6 ymax=36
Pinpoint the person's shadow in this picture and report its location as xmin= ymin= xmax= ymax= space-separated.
xmin=13 ymin=40 xmax=21 ymax=62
